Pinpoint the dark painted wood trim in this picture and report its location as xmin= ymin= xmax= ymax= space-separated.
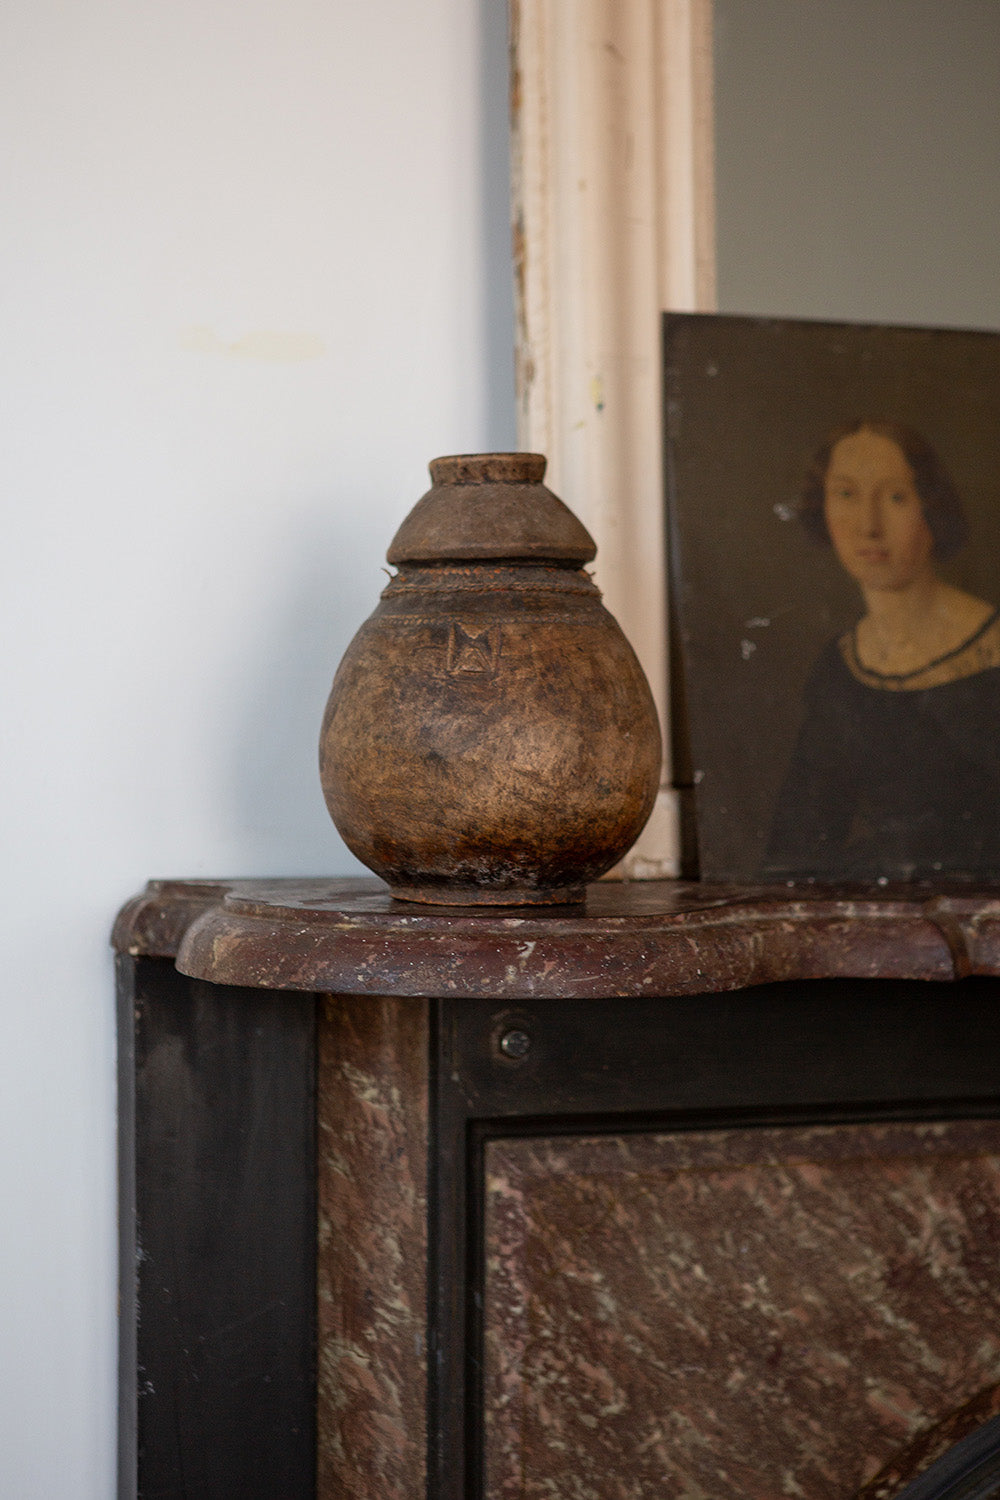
xmin=117 ymin=955 xmax=139 ymax=1500
xmin=118 ymin=955 xmax=317 ymax=1499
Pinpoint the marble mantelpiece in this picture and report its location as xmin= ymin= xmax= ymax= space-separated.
xmin=114 ymin=877 xmax=1000 ymax=1499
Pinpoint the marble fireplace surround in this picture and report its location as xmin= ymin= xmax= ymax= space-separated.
xmin=114 ymin=878 xmax=1000 ymax=1499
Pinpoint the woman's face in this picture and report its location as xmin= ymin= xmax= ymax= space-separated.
xmin=823 ymin=428 xmax=935 ymax=592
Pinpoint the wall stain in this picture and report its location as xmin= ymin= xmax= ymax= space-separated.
xmin=179 ymin=326 xmax=325 ymax=362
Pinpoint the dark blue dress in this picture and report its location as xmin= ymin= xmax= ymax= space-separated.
xmin=765 ymin=617 xmax=1000 ymax=881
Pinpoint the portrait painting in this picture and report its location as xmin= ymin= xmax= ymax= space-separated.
xmin=664 ymin=312 xmax=1000 ymax=884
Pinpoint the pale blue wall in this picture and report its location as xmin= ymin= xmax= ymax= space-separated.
xmin=0 ymin=2 xmax=514 ymax=1493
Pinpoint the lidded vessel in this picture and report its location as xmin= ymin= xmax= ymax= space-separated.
xmin=319 ymin=453 xmax=661 ymax=904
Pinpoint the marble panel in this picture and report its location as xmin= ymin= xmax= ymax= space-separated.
xmin=317 ymin=994 xmax=428 ymax=1500
xmin=485 ymin=1119 xmax=1000 ymax=1499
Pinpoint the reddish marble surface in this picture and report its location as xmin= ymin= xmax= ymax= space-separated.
xmin=156 ymin=875 xmax=1000 ymax=998
xmin=484 ymin=1120 xmax=1000 ymax=1499
xmin=857 ymin=1381 xmax=1000 ymax=1498
xmin=317 ymin=994 xmax=428 ymax=1500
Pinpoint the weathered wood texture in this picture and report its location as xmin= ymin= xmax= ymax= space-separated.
xmin=318 ymin=453 xmax=661 ymax=906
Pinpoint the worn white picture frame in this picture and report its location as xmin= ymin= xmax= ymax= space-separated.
xmin=509 ymin=0 xmax=716 ymax=875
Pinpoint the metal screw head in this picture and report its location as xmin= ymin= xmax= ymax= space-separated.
xmin=499 ymin=1027 xmax=532 ymax=1060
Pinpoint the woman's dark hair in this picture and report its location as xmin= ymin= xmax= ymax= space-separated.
xmin=798 ymin=419 xmax=968 ymax=561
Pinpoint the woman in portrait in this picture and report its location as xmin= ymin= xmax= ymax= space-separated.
xmin=765 ymin=419 xmax=1000 ymax=880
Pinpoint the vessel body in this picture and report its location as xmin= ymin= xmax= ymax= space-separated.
xmin=319 ymin=454 xmax=661 ymax=905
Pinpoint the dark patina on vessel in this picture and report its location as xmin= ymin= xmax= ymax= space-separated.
xmin=319 ymin=452 xmax=661 ymax=904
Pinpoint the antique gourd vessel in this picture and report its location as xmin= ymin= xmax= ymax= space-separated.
xmin=319 ymin=452 xmax=661 ymax=904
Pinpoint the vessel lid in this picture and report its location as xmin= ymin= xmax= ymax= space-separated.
xmin=386 ymin=452 xmax=597 ymax=565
